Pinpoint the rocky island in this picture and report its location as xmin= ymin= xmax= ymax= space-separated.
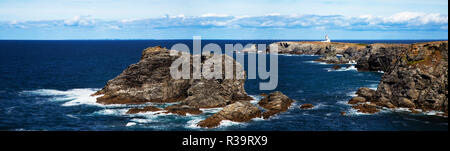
xmin=92 ymin=46 xmax=296 ymax=128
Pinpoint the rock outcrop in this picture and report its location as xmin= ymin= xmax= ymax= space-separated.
xmin=375 ymin=41 xmax=448 ymax=113
xmin=126 ymin=106 xmax=162 ymax=114
xmin=272 ymin=40 xmax=448 ymax=115
xmin=258 ymin=91 xmax=295 ymax=119
xmin=93 ymin=46 xmax=251 ymax=108
xmin=197 ymin=101 xmax=262 ymax=128
xmin=348 ymin=41 xmax=448 ymax=115
xmin=300 ymin=104 xmax=314 ymax=109
xmin=269 ymin=41 xmax=366 ymax=64
xmin=164 ymin=104 xmax=203 ymax=116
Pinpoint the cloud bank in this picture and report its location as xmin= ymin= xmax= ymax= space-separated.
xmin=1 ymin=12 xmax=448 ymax=39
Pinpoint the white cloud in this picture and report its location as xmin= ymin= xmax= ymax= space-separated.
xmin=200 ymin=13 xmax=229 ymax=18
xmin=64 ymin=16 xmax=95 ymax=26
xmin=2 ymin=12 xmax=448 ymax=32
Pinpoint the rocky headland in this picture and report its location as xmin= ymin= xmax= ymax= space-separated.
xmin=271 ymin=41 xmax=448 ymax=116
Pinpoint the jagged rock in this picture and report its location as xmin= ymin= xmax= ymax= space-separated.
xmin=258 ymin=91 xmax=295 ymax=119
xmin=197 ymin=101 xmax=262 ymax=128
xmin=348 ymin=97 xmax=367 ymax=104
xmin=355 ymin=44 xmax=410 ymax=72
xmin=300 ymin=104 xmax=315 ymax=109
xmin=375 ymin=41 xmax=448 ymax=113
xmin=164 ymin=104 xmax=202 ymax=116
xmin=352 ymin=103 xmax=379 ymax=114
xmin=355 ymin=87 xmax=376 ymax=100
xmin=93 ymin=46 xmax=251 ymax=108
xmin=126 ymin=106 xmax=162 ymax=114
xmin=268 ymin=41 xmax=366 ymax=56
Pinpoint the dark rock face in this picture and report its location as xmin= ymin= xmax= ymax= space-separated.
xmin=258 ymin=91 xmax=295 ymax=119
xmin=348 ymin=41 xmax=448 ymax=114
xmin=375 ymin=41 xmax=448 ymax=113
xmin=197 ymin=101 xmax=262 ymax=128
xmin=93 ymin=46 xmax=250 ymax=108
xmin=356 ymin=44 xmax=410 ymax=72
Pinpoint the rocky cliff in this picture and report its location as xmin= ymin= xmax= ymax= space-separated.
xmin=272 ymin=41 xmax=448 ymax=115
xmin=374 ymin=41 xmax=448 ymax=114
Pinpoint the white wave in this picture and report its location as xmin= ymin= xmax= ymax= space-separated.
xmin=368 ymin=84 xmax=378 ymax=90
xmin=200 ymin=107 xmax=223 ymax=114
xmin=218 ymin=120 xmax=246 ymax=128
xmin=249 ymin=95 xmax=263 ymax=105
xmin=126 ymin=122 xmax=137 ymax=127
xmin=93 ymin=108 xmax=129 ymax=116
xmin=21 ymin=88 xmax=104 ymax=106
xmin=304 ymin=60 xmax=328 ymax=65
xmin=185 ymin=117 xmax=203 ymax=129
xmin=347 ymin=60 xmax=357 ymax=65
xmin=130 ymin=118 xmax=154 ymax=123
xmin=337 ymin=100 xmax=351 ymax=106
xmin=312 ymin=103 xmax=328 ymax=110
xmin=252 ymin=117 xmax=265 ymax=121
xmin=277 ymin=54 xmax=294 ymax=56
xmin=346 ymin=108 xmax=374 ymax=116
xmin=346 ymin=91 xmax=357 ymax=97
xmin=326 ymin=65 xmax=358 ymax=72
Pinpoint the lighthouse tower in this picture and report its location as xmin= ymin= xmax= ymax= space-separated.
xmin=321 ymin=34 xmax=331 ymax=43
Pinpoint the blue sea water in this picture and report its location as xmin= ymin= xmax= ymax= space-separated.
xmin=0 ymin=40 xmax=447 ymax=131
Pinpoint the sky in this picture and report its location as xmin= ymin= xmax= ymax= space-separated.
xmin=0 ymin=0 xmax=448 ymax=40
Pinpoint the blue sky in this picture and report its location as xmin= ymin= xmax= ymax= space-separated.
xmin=0 ymin=0 xmax=448 ymax=40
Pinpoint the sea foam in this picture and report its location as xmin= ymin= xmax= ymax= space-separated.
xmin=21 ymin=88 xmax=103 ymax=106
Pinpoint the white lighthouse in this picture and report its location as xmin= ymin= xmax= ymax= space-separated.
xmin=321 ymin=34 xmax=331 ymax=43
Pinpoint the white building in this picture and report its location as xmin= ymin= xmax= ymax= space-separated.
xmin=321 ymin=34 xmax=331 ymax=42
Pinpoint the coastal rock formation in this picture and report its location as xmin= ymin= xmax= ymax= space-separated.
xmin=270 ymin=41 xmax=366 ymax=64
xmin=197 ymin=101 xmax=262 ymax=128
xmin=355 ymin=44 xmax=410 ymax=72
xmin=271 ymin=40 xmax=447 ymax=115
xmin=93 ymin=46 xmax=251 ymax=108
xmin=348 ymin=41 xmax=448 ymax=115
xmin=375 ymin=41 xmax=448 ymax=113
xmin=258 ymin=91 xmax=295 ymax=119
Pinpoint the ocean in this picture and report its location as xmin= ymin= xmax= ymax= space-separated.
xmin=0 ymin=40 xmax=447 ymax=131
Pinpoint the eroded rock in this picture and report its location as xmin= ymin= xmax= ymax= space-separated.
xmin=300 ymin=104 xmax=315 ymax=109
xmin=197 ymin=101 xmax=262 ymax=128
xmin=126 ymin=106 xmax=162 ymax=114
xmin=258 ymin=91 xmax=295 ymax=119
xmin=93 ymin=46 xmax=250 ymax=108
